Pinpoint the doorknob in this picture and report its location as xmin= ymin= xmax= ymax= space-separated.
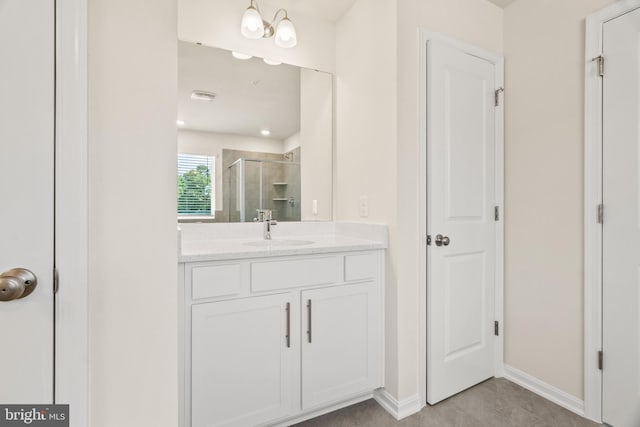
xmin=435 ymin=235 xmax=450 ymax=247
xmin=0 ymin=268 xmax=37 ymax=302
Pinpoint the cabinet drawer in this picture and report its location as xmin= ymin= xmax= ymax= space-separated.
xmin=191 ymin=264 xmax=242 ymax=300
xmin=251 ymin=256 xmax=338 ymax=292
xmin=344 ymin=253 xmax=378 ymax=282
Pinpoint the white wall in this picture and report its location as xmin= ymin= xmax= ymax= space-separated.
xmin=336 ymin=0 xmax=399 ymax=395
xmin=300 ymin=69 xmax=333 ymax=220
xmin=178 ymin=0 xmax=336 ymax=72
xmin=284 ymin=132 xmax=300 ymax=153
xmin=337 ymin=0 xmax=503 ymax=402
xmin=503 ymin=0 xmax=614 ymax=400
xmin=88 ymin=0 xmax=178 ymax=425
xmin=178 ymin=129 xmax=286 ymax=210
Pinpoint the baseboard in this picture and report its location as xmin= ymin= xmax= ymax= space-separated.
xmin=503 ymin=365 xmax=585 ymax=417
xmin=373 ymin=388 xmax=423 ymax=420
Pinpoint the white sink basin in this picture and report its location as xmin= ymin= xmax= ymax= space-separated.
xmin=243 ymin=239 xmax=315 ymax=247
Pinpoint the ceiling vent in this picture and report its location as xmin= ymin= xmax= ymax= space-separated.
xmin=191 ymin=90 xmax=217 ymax=102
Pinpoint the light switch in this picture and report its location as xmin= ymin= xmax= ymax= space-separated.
xmin=312 ymin=200 xmax=318 ymax=216
xmin=359 ymin=195 xmax=369 ymax=218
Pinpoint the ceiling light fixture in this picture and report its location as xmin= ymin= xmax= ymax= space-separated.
xmin=190 ymin=90 xmax=217 ymax=102
xmin=241 ymin=0 xmax=297 ymax=49
xmin=263 ymin=58 xmax=282 ymax=66
xmin=176 ymin=120 xmax=185 ymax=126
xmin=261 ymin=129 xmax=271 ymax=136
xmin=232 ymin=51 xmax=253 ymax=60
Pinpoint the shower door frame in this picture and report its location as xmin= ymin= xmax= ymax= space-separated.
xmin=229 ymin=158 xmax=301 ymax=222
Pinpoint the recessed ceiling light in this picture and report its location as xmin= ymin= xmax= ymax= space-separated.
xmin=261 ymin=129 xmax=271 ymax=136
xmin=191 ymin=90 xmax=217 ymax=102
xmin=176 ymin=120 xmax=185 ymax=126
xmin=232 ymin=51 xmax=253 ymax=60
xmin=263 ymin=58 xmax=282 ymax=66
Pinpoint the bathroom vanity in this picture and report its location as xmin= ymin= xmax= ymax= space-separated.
xmin=178 ymin=223 xmax=387 ymax=427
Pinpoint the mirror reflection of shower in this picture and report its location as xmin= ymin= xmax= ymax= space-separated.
xmin=177 ymin=42 xmax=333 ymax=222
xmin=227 ymin=148 xmax=301 ymax=222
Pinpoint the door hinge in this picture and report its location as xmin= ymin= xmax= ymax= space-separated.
xmin=598 ymin=350 xmax=603 ymax=370
xmin=495 ymin=87 xmax=504 ymax=107
xmin=597 ymin=204 xmax=604 ymax=224
xmin=592 ymin=55 xmax=604 ymax=77
xmin=53 ymin=268 xmax=59 ymax=294
xmin=494 ymin=320 xmax=499 ymax=336
xmin=494 ymin=206 xmax=500 ymax=221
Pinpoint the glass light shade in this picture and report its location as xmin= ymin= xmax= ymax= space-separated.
xmin=263 ymin=58 xmax=282 ymax=65
xmin=241 ymin=6 xmax=264 ymax=39
xmin=275 ymin=17 xmax=297 ymax=48
xmin=231 ymin=51 xmax=253 ymax=60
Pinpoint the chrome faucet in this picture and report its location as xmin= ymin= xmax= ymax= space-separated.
xmin=257 ymin=209 xmax=277 ymax=240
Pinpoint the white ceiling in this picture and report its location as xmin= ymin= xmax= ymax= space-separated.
xmin=486 ymin=0 xmax=517 ymax=8
xmin=261 ymin=0 xmax=357 ymax=22
xmin=178 ymin=41 xmax=301 ymax=141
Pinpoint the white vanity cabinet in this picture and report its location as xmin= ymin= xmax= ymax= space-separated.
xmin=179 ymin=249 xmax=384 ymax=427
xmin=191 ymin=294 xmax=298 ymax=427
xmin=301 ymin=281 xmax=381 ymax=410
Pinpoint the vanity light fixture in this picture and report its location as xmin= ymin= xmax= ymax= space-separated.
xmin=260 ymin=129 xmax=271 ymax=136
xmin=263 ymin=58 xmax=282 ymax=66
xmin=231 ymin=51 xmax=253 ymax=60
xmin=240 ymin=0 xmax=297 ymax=49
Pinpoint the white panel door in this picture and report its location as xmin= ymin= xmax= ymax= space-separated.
xmin=426 ymin=41 xmax=496 ymax=404
xmin=0 ymin=1 xmax=55 ymax=402
xmin=602 ymin=7 xmax=640 ymax=427
xmin=191 ymin=294 xmax=297 ymax=427
xmin=301 ymin=282 xmax=381 ymax=410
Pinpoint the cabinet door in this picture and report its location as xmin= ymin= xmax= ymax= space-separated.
xmin=301 ymin=282 xmax=382 ymax=409
xmin=191 ymin=294 xmax=297 ymax=427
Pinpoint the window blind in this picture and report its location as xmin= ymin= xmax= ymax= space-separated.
xmin=177 ymin=153 xmax=215 ymax=216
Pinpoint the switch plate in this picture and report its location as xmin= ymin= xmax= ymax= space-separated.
xmin=312 ymin=200 xmax=318 ymax=216
xmin=359 ymin=195 xmax=369 ymax=218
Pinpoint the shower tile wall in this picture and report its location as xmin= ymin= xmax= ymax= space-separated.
xmin=281 ymin=147 xmax=301 ymax=221
xmin=223 ymin=147 xmax=301 ymax=222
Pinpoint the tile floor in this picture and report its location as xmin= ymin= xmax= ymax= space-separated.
xmin=295 ymin=378 xmax=601 ymax=427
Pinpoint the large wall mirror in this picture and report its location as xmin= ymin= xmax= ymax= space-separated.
xmin=177 ymin=41 xmax=333 ymax=223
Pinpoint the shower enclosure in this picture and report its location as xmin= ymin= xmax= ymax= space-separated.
xmin=227 ymin=158 xmax=301 ymax=222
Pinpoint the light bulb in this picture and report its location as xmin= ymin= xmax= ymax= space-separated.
xmin=275 ymin=17 xmax=297 ymax=48
xmin=241 ymin=6 xmax=264 ymax=39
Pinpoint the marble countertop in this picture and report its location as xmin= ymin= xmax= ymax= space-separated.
xmin=179 ymin=234 xmax=387 ymax=263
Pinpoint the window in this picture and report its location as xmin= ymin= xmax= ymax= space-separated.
xmin=177 ymin=153 xmax=215 ymax=217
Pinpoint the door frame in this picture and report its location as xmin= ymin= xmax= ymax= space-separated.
xmin=418 ymin=29 xmax=505 ymax=407
xmin=55 ymin=0 xmax=88 ymax=425
xmin=584 ymin=0 xmax=640 ymax=422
